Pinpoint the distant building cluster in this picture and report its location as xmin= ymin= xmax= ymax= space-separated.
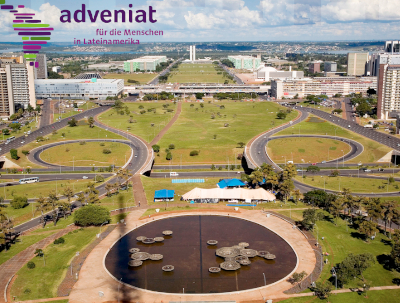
xmin=256 ymin=65 xmax=304 ymax=82
xmin=123 ymin=56 xmax=167 ymax=72
xmin=228 ymin=55 xmax=261 ymax=70
xmin=271 ymin=77 xmax=377 ymax=99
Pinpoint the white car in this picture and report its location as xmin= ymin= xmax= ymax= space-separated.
xmin=82 ymin=176 xmax=88 ymax=179
xmin=20 ymin=141 xmax=25 ymax=144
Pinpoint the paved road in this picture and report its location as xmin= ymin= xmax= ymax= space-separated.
xmin=343 ymin=97 xmax=357 ymax=123
xmin=28 ymin=139 xmax=136 ymax=171
xmin=219 ymin=62 xmax=244 ymax=84
xmin=151 ymin=171 xmax=243 ymax=178
xmin=39 ymin=99 xmax=52 ymax=128
xmin=292 ymin=105 xmax=400 ymax=152
xmin=0 ymin=106 xmax=110 ymax=157
xmin=148 ymin=59 xmax=183 ymax=85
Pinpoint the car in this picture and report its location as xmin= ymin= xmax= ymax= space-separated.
xmin=20 ymin=141 xmax=24 ymax=144
xmin=82 ymin=176 xmax=88 ymax=179
xmin=378 ymin=168 xmax=384 ymax=171
xmin=321 ymin=161 xmax=326 ymax=164
xmin=296 ymin=169 xmax=303 ymax=172
xmin=312 ymin=163 xmax=317 ymax=165
xmin=364 ymin=169 xmax=372 ymax=172
xmin=135 ymin=155 xmax=138 ymax=157
xmin=348 ymin=125 xmax=351 ymax=128
xmin=258 ymin=151 xmax=261 ymax=154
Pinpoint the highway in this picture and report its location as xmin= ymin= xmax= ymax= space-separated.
xmin=148 ymin=59 xmax=183 ymax=85
xmin=39 ymin=99 xmax=52 ymax=128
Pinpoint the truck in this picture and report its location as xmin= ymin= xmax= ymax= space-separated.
xmin=364 ymin=124 xmax=373 ymax=128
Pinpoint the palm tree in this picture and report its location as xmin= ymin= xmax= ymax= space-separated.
xmin=105 ymin=183 xmax=114 ymax=197
xmin=35 ymin=195 xmax=48 ymax=224
xmin=62 ymin=186 xmax=74 ymax=203
xmin=364 ymin=198 xmax=383 ymax=223
xmin=382 ymin=200 xmax=398 ymax=237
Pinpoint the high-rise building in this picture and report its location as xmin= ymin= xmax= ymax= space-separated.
xmin=189 ymin=45 xmax=196 ymax=61
xmin=227 ymin=55 xmax=261 ymax=70
xmin=385 ymin=41 xmax=400 ymax=53
xmin=324 ymin=62 xmax=337 ymax=72
xmin=309 ymin=62 xmax=321 ymax=73
xmin=347 ymin=53 xmax=369 ymax=76
xmin=0 ymin=56 xmax=36 ymax=118
xmin=35 ymin=54 xmax=47 ymax=79
xmin=123 ymin=56 xmax=167 ymax=72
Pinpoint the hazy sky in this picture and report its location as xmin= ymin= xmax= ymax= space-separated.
xmin=1 ymin=0 xmax=400 ymax=42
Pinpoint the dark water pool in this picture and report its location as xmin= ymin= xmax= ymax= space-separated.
xmin=105 ymin=215 xmax=297 ymax=293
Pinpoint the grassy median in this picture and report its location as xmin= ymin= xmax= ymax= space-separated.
xmin=168 ymin=63 xmax=234 ymax=83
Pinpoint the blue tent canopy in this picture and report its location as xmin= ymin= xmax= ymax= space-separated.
xmin=154 ymin=189 xmax=175 ymax=199
xmin=217 ymin=178 xmax=246 ymax=189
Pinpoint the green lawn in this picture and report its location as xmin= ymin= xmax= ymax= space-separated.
xmin=295 ymin=175 xmax=400 ymax=194
xmin=168 ymin=63 xmax=234 ymax=83
xmin=103 ymin=72 xmax=156 ymax=84
xmin=42 ymin=141 xmax=131 ymax=167
xmin=9 ymin=120 xmax=125 ymax=168
xmin=280 ymin=289 xmax=400 ymax=303
xmin=53 ymin=101 xmax=98 ymax=121
xmin=3 ymin=179 xmax=101 ymax=199
xmin=97 ymin=102 xmax=177 ymax=143
xmin=275 ymin=209 xmax=400 ymax=289
xmin=275 ymin=115 xmax=392 ymax=163
xmin=99 ymin=187 xmax=135 ymax=210
xmin=156 ymin=101 xmax=298 ymax=164
xmin=0 ymin=233 xmax=55 ymax=266
xmin=267 ymin=137 xmax=351 ymax=164
xmin=11 ymin=226 xmax=99 ymax=301
xmin=296 ymin=101 xmax=337 ymax=114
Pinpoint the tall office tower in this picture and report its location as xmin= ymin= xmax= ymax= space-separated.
xmin=347 ymin=53 xmax=369 ymax=76
xmin=0 ymin=56 xmax=36 ymax=115
xmin=377 ymin=54 xmax=400 ymax=119
xmin=324 ymin=61 xmax=337 ymax=72
xmin=192 ymin=45 xmax=196 ymax=61
xmin=309 ymin=62 xmax=321 ymax=73
xmin=385 ymin=41 xmax=400 ymax=53
xmin=35 ymin=54 xmax=47 ymax=79
xmin=0 ymin=68 xmax=14 ymax=118
xmin=190 ymin=45 xmax=193 ymax=61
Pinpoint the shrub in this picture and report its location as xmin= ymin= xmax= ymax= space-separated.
xmin=10 ymin=149 xmax=19 ymax=160
xmin=103 ymin=148 xmax=112 ymax=154
xmin=74 ymin=205 xmax=110 ymax=226
xmin=10 ymin=196 xmax=28 ymax=209
xmin=79 ymin=141 xmax=86 ymax=145
xmin=190 ymin=150 xmax=199 ymax=156
xmin=99 ymin=142 xmax=105 ymax=146
xmin=169 ymin=144 xmax=175 ymax=150
xmin=152 ymin=144 xmax=160 ymax=153
xmin=166 ymin=152 xmax=172 ymax=160
xmin=22 ymin=150 xmax=29 ymax=156
xmin=27 ymin=261 xmax=35 ymax=269
xmin=24 ymin=288 xmax=31 ymax=294
xmin=140 ymin=110 xmax=146 ymax=114
xmin=53 ymin=237 xmax=65 ymax=245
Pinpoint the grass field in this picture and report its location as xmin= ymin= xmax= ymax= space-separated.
xmin=168 ymin=63 xmax=234 ymax=83
xmin=295 ymin=175 xmax=400 ymax=193
xmin=41 ymin=141 xmax=132 ymax=167
xmin=267 ymin=137 xmax=351 ymax=164
xmin=8 ymin=120 xmax=125 ymax=168
xmin=275 ymin=209 xmax=400 ymax=289
xmin=274 ymin=115 xmax=392 ymax=163
xmin=11 ymin=226 xmax=98 ymax=301
xmin=98 ymin=102 xmax=177 ymax=143
xmin=280 ymin=289 xmax=400 ymax=303
xmin=103 ymin=72 xmax=156 ymax=84
xmin=156 ymin=101 xmax=298 ymax=164
xmin=99 ymin=187 xmax=135 ymax=210
xmin=53 ymin=101 xmax=98 ymax=121
xmin=3 ymin=179 xmax=100 ymax=200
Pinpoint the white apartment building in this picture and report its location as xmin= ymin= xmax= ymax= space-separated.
xmin=34 ymin=78 xmax=124 ymax=100
xmin=0 ymin=56 xmax=36 ymax=118
xmin=256 ymin=65 xmax=304 ymax=81
xmin=271 ymin=77 xmax=377 ymax=99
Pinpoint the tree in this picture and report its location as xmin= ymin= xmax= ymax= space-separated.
xmin=22 ymin=150 xmax=29 ymax=156
xmin=9 ymin=123 xmax=21 ymax=131
xmin=74 ymin=205 xmax=110 ymax=226
xmin=329 ymin=196 xmax=344 ymax=225
xmin=358 ymin=221 xmax=378 ymax=242
xmin=248 ymin=170 xmax=264 ymax=187
xmin=169 ymin=144 xmax=175 ymax=150
xmin=301 ymin=208 xmax=323 ymax=230
xmin=290 ymin=271 xmax=307 ymax=289
xmin=67 ymin=117 xmax=78 ymax=127
xmin=279 ymin=179 xmax=295 ymax=202
xmin=382 ymin=200 xmax=398 ymax=236
xmin=336 ymin=253 xmax=375 ymax=285
xmin=237 ymin=142 xmax=245 ymax=148
xmin=62 ymin=187 xmax=74 ymax=203
xmin=356 ymin=101 xmax=371 ymax=116
xmin=88 ymin=116 xmax=95 ymax=128
xmin=330 ymin=170 xmax=340 ymax=177
xmin=2 ymin=129 xmax=9 ymax=136
xmin=35 ymin=195 xmax=48 ymax=223
xmin=306 ymin=166 xmax=320 ymax=173
xmin=391 ymin=243 xmax=400 ymax=270
xmin=293 ymin=189 xmax=301 ymax=204
xmin=195 ymin=93 xmax=204 ymax=99
xmin=152 ymin=144 xmax=160 ymax=153
xmin=364 ymin=198 xmax=383 ymax=222
xmin=276 ymin=112 xmax=287 ymax=119
xmin=10 ymin=196 xmax=28 ymax=209
xmin=313 ymin=282 xmax=332 ymax=300
xmin=34 ymin=248 xmax=44 ymax=257
xmin=10 ymin=149 xmax=19 ymax=160
xmin=85 ymin=183 xmax=100 ymax=204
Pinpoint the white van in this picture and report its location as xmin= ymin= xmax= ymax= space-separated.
xmin=287 ymin=161 xmax=294 ymax=164
xmin=170 ymin=172 xmax=179 ymax=177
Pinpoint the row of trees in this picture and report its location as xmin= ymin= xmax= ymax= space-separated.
xmin=243 ymin=163 xmax=299 ymax=202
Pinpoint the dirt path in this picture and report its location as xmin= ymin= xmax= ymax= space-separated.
xmin=150 ymin=102 xmax=182 ymax=146
xmin=0 ymin=225 xmax=78 ymax=303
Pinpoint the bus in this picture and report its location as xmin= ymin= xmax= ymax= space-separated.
xmin=19 ymin=177 xmax=39 ymax=184
xmin=6 ymin=136 xmax=16 ymax=142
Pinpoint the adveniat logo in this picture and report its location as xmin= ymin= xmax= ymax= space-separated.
xmin=1 ymin=1 xmax=53 ymax=68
